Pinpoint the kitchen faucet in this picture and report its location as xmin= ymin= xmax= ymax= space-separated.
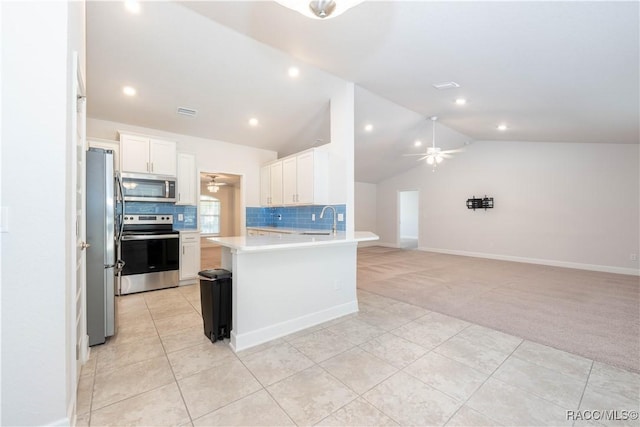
xmin=320 ymin=205 xmax=337 ymax=235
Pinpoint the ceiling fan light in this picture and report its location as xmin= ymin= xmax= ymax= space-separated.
xmin=426 ymin=156 xmax=435 ymax=165
xmin=436 ymin=155 xmax=444 ymax=164
xmin=274 ymin=0 xmax=365 ymax=19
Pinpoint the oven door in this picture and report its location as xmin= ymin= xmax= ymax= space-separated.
xmin=120 ymin=233 xmax=179 ymax=275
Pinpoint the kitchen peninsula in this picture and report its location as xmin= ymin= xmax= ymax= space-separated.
xmin=209 ymin=231 xmax=378 ymax=352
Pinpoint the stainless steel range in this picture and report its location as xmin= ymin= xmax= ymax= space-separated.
xmin=117 ymin=214 xmax=179 ymax=295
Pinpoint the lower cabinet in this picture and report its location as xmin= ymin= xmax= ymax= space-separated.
xmin=180 ymin=231 xmax=200 ymax=283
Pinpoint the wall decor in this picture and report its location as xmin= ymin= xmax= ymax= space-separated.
xmin=466 ymin=196 xmax=494 ymax=211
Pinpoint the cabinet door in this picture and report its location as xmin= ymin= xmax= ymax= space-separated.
xmin=270 ymin=161 xmax=283 ymax=206
xmin=176 ymin=153 xmax=196 ymax=205
xmin=149 ymin=139 xmax=177 ymax=176
xmin=260 ymin=165 xmax=271 ymax=206
xmin=282 ymin=157 xmax=297 ymax=205
xmin=180 ymin=234 xmax=200 ymax=280
xmin=296 ymin=151 xmax=315 ymax=205
xmin=120 ymin=135 xmax=150 ymax=173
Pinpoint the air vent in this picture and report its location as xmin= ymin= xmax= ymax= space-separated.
xmin=177 ymin=107 xmax=197 ymax=117
xmin=432 ymin=81 xmax=460 ymax=90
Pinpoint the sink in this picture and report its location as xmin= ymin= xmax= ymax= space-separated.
xmin=300 ymin=231 xmax=331 ymax=235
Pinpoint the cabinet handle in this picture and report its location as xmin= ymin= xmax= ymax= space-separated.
xmin=146 ymin=162 xmax=149 ymax=172
xmin=151 ymin=162 xmax=154 ymax=173
xmin=182 ymin=247 xmax=185 ymax=255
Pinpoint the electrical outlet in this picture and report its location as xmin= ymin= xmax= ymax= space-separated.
xmin=631 ymin=253 xmax=638 ymax=261
xmin=312 ymin=214 xmax=315 ymax=221
xmin=177 ymin=213 xmax=184 ymax=221
xmin=337 ymin=213 xmax=344 ymax=222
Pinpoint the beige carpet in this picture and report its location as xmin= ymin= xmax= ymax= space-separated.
xmin=357 ymin=246 xmax=640 ymax=373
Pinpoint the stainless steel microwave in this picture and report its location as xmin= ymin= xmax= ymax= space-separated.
xmin=118 ymin=173 xmax=177 ymax=202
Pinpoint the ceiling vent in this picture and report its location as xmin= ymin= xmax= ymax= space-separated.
xmin=177 ymin=107 xmax=197 ymax=117
xmin=432 ymin=81 xmax=460 ymax=90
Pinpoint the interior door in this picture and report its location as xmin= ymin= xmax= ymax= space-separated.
xmin=74 ymin=53 xmax=88 ymax=378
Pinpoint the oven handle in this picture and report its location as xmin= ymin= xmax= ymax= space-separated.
xmin=121 ymin=234 xmax=180 ymax=241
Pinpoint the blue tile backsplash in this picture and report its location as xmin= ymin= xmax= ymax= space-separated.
xmin=246 ymin=204 xmax=346 ymax=231
xmin=124 ymin=202 xmax=198 ymax=230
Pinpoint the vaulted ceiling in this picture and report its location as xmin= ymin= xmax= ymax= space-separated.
xmin=87 ymin=1 xmax=639 ymax=183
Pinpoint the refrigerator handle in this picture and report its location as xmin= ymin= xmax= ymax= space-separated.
xmin=115 ymin=171 xmax=125 ymax=242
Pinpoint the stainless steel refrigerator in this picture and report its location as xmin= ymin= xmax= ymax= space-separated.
xmin=86 ymin=147 xmax=116 ymax=346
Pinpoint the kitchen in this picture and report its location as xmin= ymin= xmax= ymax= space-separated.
xmin=1 ymin=1 xmax=638 ymax=426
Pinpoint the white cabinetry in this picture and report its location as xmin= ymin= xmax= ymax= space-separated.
xmin=120 ymin=133 xmax=177 ymax=176
xmin=260 ymin=148 xmax=327 ymax=207
xmin=283 ymin=149 xmax=328 ymax=206
xmin=176 ymin=153 xmax=196 ymax=205
xmin=260 ymin=161 xmax=283 ymax=206
xmin=179 ymin=231 xmax=200 ymax=283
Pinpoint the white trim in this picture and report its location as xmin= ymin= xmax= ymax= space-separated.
xmin=230 ymin=300 xmax=358 ymax=352
xmin=418 ymin=246 xmax=640 ymax=276
xmin=375 ymin=241 xmax=402 ymax=249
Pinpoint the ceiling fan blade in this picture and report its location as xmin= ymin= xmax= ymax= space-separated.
xmin=402 ymin=153 xmax=428 ymax=157
xmin=415 ymin=155 xmax=428 ymax=162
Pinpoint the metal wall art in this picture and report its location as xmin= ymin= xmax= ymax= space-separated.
xmin=466 ymin=196 xmax=494 ymax=211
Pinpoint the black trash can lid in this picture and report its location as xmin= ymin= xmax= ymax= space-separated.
xmin=198 ymin=269 xmax=232 ymax=280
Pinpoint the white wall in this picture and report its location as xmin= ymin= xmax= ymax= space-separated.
xmin=355 ymin=182 xmax=377 ymax=231
xmin=2 ymin=2 xmax=78 ymax=425
xmin=377 ymin=138 xmax=640 ymax=274
xmin=87 ymin=118 xmax=277 ymax=210
xmin=328 ymin=83 xmax=355 ymax=233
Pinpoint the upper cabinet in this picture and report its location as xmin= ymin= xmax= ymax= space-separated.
xmin=176 ymin=153 xmax=197 ymax=206
xmin=120 ymin=133 xmax=177 ymax=176
xmin=261 ymin=148 xmax=328 ymax=207
xmin=260 ymin=161 xmax=283 ymax=206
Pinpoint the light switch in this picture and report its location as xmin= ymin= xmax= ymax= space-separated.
xmin=178 ymin=213 xmax=184 ymax=221
xmin=338 ymin=213 xmax=344 ymax=222
xmin=312 ymin=214 xmax=316 ymax=221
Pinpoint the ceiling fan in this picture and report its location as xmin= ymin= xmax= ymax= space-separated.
xmin=404 ymin=116 xmax=462 ymax=169
xmin=206 ymin=175 xmax=227 ymax=193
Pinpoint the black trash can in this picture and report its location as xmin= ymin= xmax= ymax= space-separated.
xmin=198 ymin=269 xmax=232 ymax=343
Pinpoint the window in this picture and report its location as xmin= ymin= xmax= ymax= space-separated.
xmin=200 ymin=195 xmax=221 ymax=234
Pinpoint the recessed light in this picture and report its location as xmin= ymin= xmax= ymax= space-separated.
xmin=288 ymin=67 xmax=300 ymax=78
xmin=364 ymin=124 xmax=373 ymax=132
xmin=122 ymin=86 xmax=136 ymax=96
xmin=455 ymin=98 xmax=467 ymax=105
xmin=124 ymin=0 xmax=141 ymax=14
xmin=249 ymin=118 xmax=259 ymax=127
xmin=414 ymin=140 xmax=422 ymax=147
xmin=497 ymin=124 xmax=508 ymax=131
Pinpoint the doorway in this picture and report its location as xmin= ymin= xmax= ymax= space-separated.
xmin=199 ymin=172 xmax=241 ymax=269
xmin=398 ymin=190 xmax=419 ymax=249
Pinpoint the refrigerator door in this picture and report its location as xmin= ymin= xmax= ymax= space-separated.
xmin=105 ymin=152 xmax=115 ymax=267
xmin=86 ymin=147 xmax=116 ymax=346
xmin=105 ymin=266 xmax=116 ymax=337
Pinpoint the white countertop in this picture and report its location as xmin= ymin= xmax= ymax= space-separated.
xmin=209 ymin=231 xmax=378 ymax=253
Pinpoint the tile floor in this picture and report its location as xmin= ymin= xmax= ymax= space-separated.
xmin=77 ymin=284 xmax=640 ymax=426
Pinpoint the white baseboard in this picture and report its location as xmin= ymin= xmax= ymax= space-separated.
xmin=230 ymin=301 xmax=359 ymax=352
xmin=374 ymin=241 xmax=401 ymax=249
xmin=418 ymin=246 xmax=640 ymax=276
